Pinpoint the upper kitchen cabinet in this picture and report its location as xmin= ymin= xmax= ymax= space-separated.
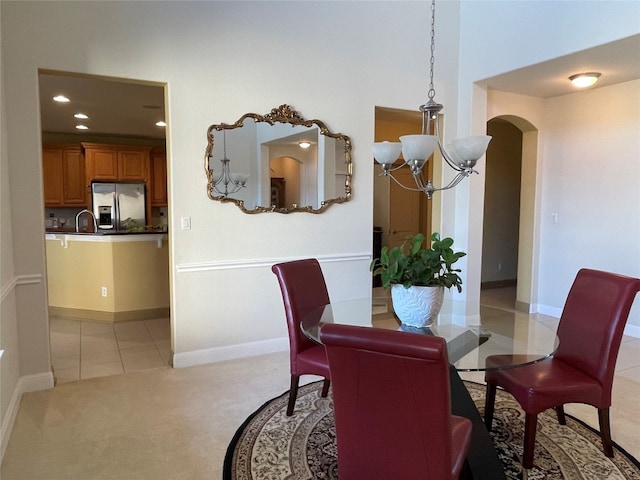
xmin=42 ymin=144 xmax=86 ymax=207
xmin=150 ymin=148 xmax=168 ymax=206
xmin=83 ymin=143 xmax=151 ymax=182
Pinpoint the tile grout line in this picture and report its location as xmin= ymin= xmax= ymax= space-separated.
xmin=144 ymin=319 xmax=168 ymax=366
xmin=112 ymin=322 xmax=127 ymax=374
xmin=78 ymin=321 xmax=83 ymax=381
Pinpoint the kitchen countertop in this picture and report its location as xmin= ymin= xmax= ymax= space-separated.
xmin=46 ymin=231 xmax=167 ymax=247
xmin=45 ymin=228 xmax=168 ymax=235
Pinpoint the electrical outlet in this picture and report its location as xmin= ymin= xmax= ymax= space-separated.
xmin=101 ymin=286 xmax=108 ymax=297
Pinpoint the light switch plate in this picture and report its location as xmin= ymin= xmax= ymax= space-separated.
xmin=181 ymin=216 xmax=191 ymax=230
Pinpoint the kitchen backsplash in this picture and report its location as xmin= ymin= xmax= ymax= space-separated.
xmin=45 ymin=206 xmax=168 ymax=231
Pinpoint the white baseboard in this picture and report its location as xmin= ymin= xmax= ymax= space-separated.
xmin=1 ymin=371 xmax=54 ymax=462
xmin=172 ymin=336 xmax=289 ymax=368
xmin=623 ymin=323 xmax=640 ymax=338
xmin=535 ymin=304 xmax=563 ymax=318
xmin=535 ymin=304 xmax=640 ymax=338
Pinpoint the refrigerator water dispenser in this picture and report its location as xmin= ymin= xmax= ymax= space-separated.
xmin=98 ymin=206 xmax=114 ymax=229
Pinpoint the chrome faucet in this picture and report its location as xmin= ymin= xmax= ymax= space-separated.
xmin=75 ymin=209 xmax=98 ymax=233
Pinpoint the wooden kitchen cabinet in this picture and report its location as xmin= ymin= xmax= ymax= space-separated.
xmin=150 ymin=148 xmax=167 ymax=206
xmin=118 ymin=149 xmax=149 ymax=180
xmin=83 ymin=143 xmax=151 ymax=183
xmin=83 ymin=145 xmax=118 ymax=180
xmin=42 ymin=144 xmax=86 ymax=207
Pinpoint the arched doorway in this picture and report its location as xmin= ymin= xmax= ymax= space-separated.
xmin=482 ymin=115 xmax=539 ymax=312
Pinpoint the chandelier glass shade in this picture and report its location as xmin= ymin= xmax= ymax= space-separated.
xmin=373 ymin=0 xmax=491 ymax=199
xmin=208 ymin=129 xmax=249 ymax=197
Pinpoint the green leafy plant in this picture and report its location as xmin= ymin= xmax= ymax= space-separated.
xmin=370 ymin=232 xmax=467 ymax=292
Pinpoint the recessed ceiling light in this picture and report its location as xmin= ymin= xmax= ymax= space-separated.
xmin=53 ymin=95 xmax=70 ymax=103
xmin=155 ymin=121 xmax=166 ymax=127
xmin=299 ymin=141 xmax=311 ymax=149
xmin=569 ymin=72 xmax=601 ymax=88
xmin=74 ymin=113 xmax=88 ymax=119
xmin=75 ymin=125 xmax=89 ymax=130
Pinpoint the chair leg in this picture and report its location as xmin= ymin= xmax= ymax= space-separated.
xmin=554 ymin=406 xmax=566 ymax=425
xmin=287 ymin=375 xmax=300 ymax=416
xmin=523 ymin=413 xmax=538 ymax=470
xmin=320 ymin=378 xmax=330 ymax=397
xmin=484 ymin=382 xmax=497 ymax=431
xmin=598 ymin=407 xmax=614 ymax=457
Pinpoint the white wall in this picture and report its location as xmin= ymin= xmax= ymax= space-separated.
xmin=488 ymin=83 xmax=640 ymax=330
xmin=0 ymin=1 xmax=445 ymax=378
xmin=455 ymin=1 xmax=640 ymax=327
xmin=539 ymin=80 xmax=640 ymax=319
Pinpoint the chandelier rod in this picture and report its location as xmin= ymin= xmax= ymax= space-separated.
xmin=371 ymin=0 xmax=492 ymax=199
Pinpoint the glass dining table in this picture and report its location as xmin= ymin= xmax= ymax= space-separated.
xmin=300 ymin=296 xmax=559 ymax=480
xmin=301 ymin=297 xmax=559 ymax=372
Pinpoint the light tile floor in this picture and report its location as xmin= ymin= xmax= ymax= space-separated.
xmin=49 ymin=317 xmax=172 ymax=384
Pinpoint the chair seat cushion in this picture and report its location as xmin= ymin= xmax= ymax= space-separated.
xmin=294 ymin=344 xmax=331 ymax=377
xmin=485 ymin=356 xmax=604 ymax=414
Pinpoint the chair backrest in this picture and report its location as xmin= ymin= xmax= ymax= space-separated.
xmin=555 ymin=268 xmax=640 ymax=402
xmin=320 ymin=323 xmax=455 ymax=480
xmin=271 ymin=259 xmax=330 ymax=364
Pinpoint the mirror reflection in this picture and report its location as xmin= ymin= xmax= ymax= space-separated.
xmin=205 ymin=105 xmax=352 ymax=214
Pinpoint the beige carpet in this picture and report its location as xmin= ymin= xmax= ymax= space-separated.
xmin=1 ymin=352 xmax=295 ymax=480
xmin=224 ymin=381 xmax=640 ymax=480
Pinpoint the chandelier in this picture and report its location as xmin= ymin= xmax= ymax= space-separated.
xmin=209 ymin=129 xmax=249 ymax=197
xmin=372 ymin=0 xmax=491 ymax=199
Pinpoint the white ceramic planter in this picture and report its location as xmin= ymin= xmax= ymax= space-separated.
xmin=391 ymin=284 xmax=444 ymax=327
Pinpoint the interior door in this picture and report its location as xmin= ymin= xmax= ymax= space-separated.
xmin=374 ymin=106 xmax=431 ymax=252
xmin=388 ymin=167 xmax=431 ymax=249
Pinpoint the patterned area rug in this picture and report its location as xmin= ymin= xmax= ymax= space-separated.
xmin=224 ymin=381 xmax=640 ymax=480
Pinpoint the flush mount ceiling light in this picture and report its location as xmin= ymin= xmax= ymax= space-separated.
xmin=156 ymin=121 xmax=167 ymax=127
xmin=53 ymin=95 xmax=70 ymax=103
xmin=299 ymin=141 xmax=311 ymax=149
xmin=75 ymin=125 xmax=88 ymax=130
xmin=569 ymin=72 xmax=601 ymax=88
xmin=372 ymin=0 xmax=491 ymax=199
xmin=74 ymin=113 xmax=88 ymax=119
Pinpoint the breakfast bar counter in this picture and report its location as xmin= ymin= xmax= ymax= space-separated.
xmin=45 ymin=232 xmax=169 ymax=322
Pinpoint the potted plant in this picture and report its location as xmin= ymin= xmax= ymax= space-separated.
xmin=370 ymin=232 xmax=466 ymax=327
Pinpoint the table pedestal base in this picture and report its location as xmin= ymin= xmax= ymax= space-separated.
xmin=450 ymin=367 xmax=506 ymax=479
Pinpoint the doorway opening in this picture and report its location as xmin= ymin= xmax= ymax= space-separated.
xmin=39 ymin=70 xmax=171 ymax=384
xmin=373 ymin=106 xmax=432 ymax=253
xmin=481 ymin=115 xmax=538 ymax=312
xmin=481 ymin=118 xmax=522 ymax=289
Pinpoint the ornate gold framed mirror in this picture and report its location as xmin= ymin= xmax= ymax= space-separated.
xmin=204 ymin=105 xmax=352 ymax=214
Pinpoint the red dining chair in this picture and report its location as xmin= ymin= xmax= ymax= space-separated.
xmin=271 ymin=259 xmax=331 ymax=416
xmin=484 ymin=268 xmax=640 ymax=470
xmin=321 ymin=323 xmax=472 ymax=480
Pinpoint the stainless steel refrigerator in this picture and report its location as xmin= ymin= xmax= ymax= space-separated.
xmin=91 ymin=182 xmax=146 ymax=231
